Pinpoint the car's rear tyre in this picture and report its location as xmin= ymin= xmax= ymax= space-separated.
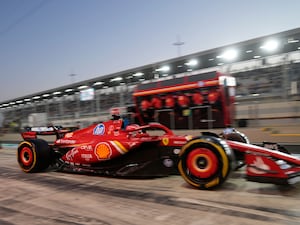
xmin=18 ymin=139 xmax=51 ymax=173
xmin=178 ymin=136 xmax=233 ymax=190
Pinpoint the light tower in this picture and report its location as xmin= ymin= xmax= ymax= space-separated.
xmin=173 ymin=35 xmax=185 ymax=57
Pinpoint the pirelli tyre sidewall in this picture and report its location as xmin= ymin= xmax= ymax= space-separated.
xmin=17 ymin=139 xmax=51 ymax=173
xmin=178 ymin=136 xmax=234 ymax=190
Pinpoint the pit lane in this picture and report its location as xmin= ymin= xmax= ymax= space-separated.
xmin=0 ymin=148 xmax=299 ymax=225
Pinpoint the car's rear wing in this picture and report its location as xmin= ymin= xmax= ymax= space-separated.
xmin=21 ymin=126 xmax=78 ymax=140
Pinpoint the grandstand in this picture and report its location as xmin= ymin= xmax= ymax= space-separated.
xmin=1 ymin=27 xmax=300 ymax=129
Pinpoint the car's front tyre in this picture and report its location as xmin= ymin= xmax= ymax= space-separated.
xmin=178 ymin=136 xmax=233 ymax=190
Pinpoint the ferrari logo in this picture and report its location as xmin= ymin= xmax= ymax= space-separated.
xmin=162 ymin=138 xmax=169 ymax=146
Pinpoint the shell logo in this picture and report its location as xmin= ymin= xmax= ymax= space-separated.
xmin=95 ymin=142 xmax=112 ymax=159
xmin=162 ymin=137 xmax=169 ymax=146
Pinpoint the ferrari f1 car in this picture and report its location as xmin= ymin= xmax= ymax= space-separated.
xmin=17 ymin=119 xmax=300 ymax=190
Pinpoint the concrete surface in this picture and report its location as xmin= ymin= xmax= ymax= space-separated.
xmin=0 ymin=148 xmax=299 ymax=225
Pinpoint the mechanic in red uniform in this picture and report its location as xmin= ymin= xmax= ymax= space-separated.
xmin=177 ymin=93 xmax=190 ymax=108
xmin=208 ymin=89 xmax=220 ymax=105
xmin=192 ymin=91 xmax=204 ymax=106
xmin=140 ymin=99 xmax=152 ymax=123
xmin=151 ymin=96 xmax=162 ymax=109
xmin=165 ymin=95 xmax=175 ymax=108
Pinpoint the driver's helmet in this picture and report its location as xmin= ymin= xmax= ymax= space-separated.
xmin=110 ymin=108 xmax=121 ymax=120
xmin=223 ymin=125 xmax=235 ymax=135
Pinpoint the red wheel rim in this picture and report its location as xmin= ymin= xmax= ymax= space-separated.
xmin=20 ymin=147 xmax=33 ymax=166
xmin=186 ymin=148 xmax=218 ymax=178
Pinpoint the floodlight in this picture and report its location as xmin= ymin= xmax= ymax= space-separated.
xmin=78 ymin=85 xmax=88 ymax=90
xmin=110 ymin=77 xmax=123 ymax=82
xmin=156 ymin=65 xmax=170 ymax=72
xmin=133 ymin=72 xmax=144 ymax=77
xmin=93 ymin=81 xmax=104 ymax=86
xmin=217 ymin=49 xmax=238 ymax=61
xmin=287 ymin=38 xmax=299 ymax=44
xmin=185 ymin=59 xmax=198 ymax=66
xmin=260 ymin=40 xmax=279 ymax=52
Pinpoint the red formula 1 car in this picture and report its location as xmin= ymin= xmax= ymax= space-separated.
xmin=17 ymin=119 xmax=300 ymax=189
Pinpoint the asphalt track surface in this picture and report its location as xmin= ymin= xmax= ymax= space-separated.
xmin=0 ymin=148 xmax=300 ymax=225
